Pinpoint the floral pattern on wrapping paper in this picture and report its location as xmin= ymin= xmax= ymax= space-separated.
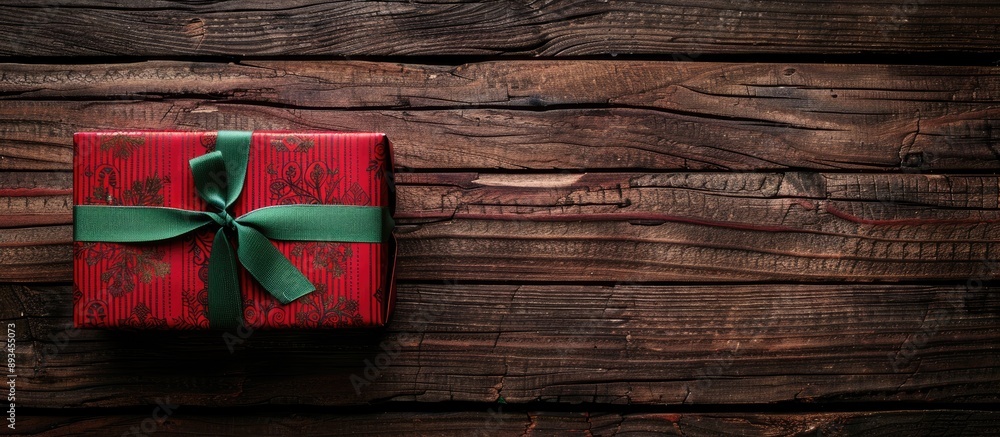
xmin=295 ymin=285 xmax=364 ymax=328
xmin=271 ymin=135 xmax=315 ymax=153
xmin=74 ymin=242 xmax=104 ymax=267
xmin=85 ymin=165 xmax=168 ymax=207
xmin=101 ymin=245 xmax=171 ymax=297
xmin=172 ymin=232 xmax=213 ymax=329
xmin=290 ymin=242 xmax=353 ymax=278
xmin=74 ymin=286 xmax=109 ymax=328
xmin=200 ymin=132 xmax=218 ymax=152
xmin=171 ymin=289 xmax=210 ymax=330
xmin=82 ymin=300 xmax=109 ymax=327
xmin=366 ymin=140 xmax=387 ymax=180
xmin=75 ymin=242 xmax=171 ymax=297
xmin=99 ymin=133 xmax=145 ymax=159
xmin=267 ymin=160 xmax=344 ymax=205
xmin=122 ymin=302 xmax=168 ymax=329
xmin=242 ymin=286 xmax=364 ymax=329
xmin=242 ymin=296 xmax=287 ymax=329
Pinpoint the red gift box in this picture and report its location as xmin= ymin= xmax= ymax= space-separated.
xmin=72 ymin=131 xmax=395 ymax=329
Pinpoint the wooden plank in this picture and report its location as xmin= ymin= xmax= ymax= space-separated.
xmin=0 ymin=171 xmax=71 ymax=228
xmin=2 ymin=61 xmax=1000 ymax=171
xmin=397 ymin=172 xmax=1000 ymax=281
xmin=16 ymin=409 xmax=1000 ymax=436
xmin=1 ymin=1 xmax=998 ymax=56
xmin=5 ymin=282 xmax=999 ymax=407
xmin=4 ymin=171 xmax=1000 ymax=282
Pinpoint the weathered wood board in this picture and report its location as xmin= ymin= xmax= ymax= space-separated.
xmin=5 ymin=283 xmax=999 ymax=407
xmin=1 ymin=62 xmax=999 ymax=171
xmin=17 ymin=409 xmax=1000 ymax=436
xmin=1 ymin=1 xmax=998 ymax=56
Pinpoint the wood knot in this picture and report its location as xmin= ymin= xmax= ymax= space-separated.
xmin=184 ymin=18 xmax=207 ymax=49
xmin=902 ymin=151 xmax=935 ymax=171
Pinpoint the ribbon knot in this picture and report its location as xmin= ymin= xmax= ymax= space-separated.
xmin=74 ymin=131 xmax=392 ymax=329
xmin=211 ymin=210 xmax=237 ymax=231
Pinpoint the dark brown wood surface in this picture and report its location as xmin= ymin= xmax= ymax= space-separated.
xmin=1 ymin=1 xmax=999 ymax=56
xmin=5 ymin=282 xmax=999 ymax=407
xmin=18 ymin=410 xmax=1000 ymax=436
xmin=3 ymin=61 xmax=1000 ymax=171
xmin=3 ymin=3 xmax=1000 ymax=436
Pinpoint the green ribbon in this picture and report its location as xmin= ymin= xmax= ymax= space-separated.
xmin=74 ymin=131 xmax=392 ymax=329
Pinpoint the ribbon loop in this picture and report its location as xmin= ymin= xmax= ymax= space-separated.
xmin=190 ymin=150 xmax=230 ymax=212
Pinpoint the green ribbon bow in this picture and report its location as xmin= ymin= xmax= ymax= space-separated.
xmin=74 ymin=131 xmax=393 ymax=329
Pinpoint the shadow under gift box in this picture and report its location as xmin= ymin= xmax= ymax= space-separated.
xmin=72 ymin=131 xmax=396 ymax=330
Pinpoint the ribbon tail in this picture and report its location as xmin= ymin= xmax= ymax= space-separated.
xmin=207 ymin=228 xmax=243 ymax=329
xmin=233 ymin=222 xmax=315 ymax=304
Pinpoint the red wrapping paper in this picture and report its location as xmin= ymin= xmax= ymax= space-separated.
xmin=72 ymin=131 xmax=395 ymax=329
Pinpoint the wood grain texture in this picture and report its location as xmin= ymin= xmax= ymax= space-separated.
xmin=5 ymin=282 xmax=999 ymax=407
xmin=16 ymin=409 xmax=1000 ymax=436
xmin=3 ymin=0 xmax=1000 ymax=431
xmin=3 ymin=61 xmax=1000 ymax=171
xmin=4 ymin=171 xmax=1000 ymax=283
xmin=396 ymin=172 xmax=1000 ymax=281
xmin=0 ymin=1 xmax=998 ymax=56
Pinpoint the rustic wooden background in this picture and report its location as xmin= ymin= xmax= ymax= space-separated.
xmin=3 ymin=1 xmax=1000 ymax=435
